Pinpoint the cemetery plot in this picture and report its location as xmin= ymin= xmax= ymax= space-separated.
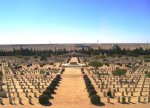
xmin=86 ymin=60 xmax=150 ymax=104
xmin=0 ymin=56 xmax=150 ymax=108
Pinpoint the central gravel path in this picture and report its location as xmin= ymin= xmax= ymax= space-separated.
xmin=51 ymin=67 xmax=91 ymax=108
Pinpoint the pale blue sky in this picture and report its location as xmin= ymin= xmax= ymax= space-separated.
xmin=0 ymin=0 xmax=150 ymax=44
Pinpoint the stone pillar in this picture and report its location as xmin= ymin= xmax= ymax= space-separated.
xmin=38 ymin=88 xmax=41 ymax=93
xmin=128 ymin=97 xmax=131 ymax=103
xmin=122 ymin=91 xmax=124 ymax=96
xmin=118 ymin=97 xmax=120 ymax=103
xmin=117 ymin=87 xmax=119 ymax=92
xmin=103 ymin=91 xmax=107 ymax=97
xmin=19 ymin=97 xmax=23 ymax=104
xmin=113 ymin=84 xmax=115 ymax=88
xmin=100 ymin=88 xmax=103 ymax=92
xmin=125 ymin=87 xmax=127 ymax=92
xmin=107 ymin=97 xmax=110 ymax=103
xmin=148 ymin=96 xmax=150 ymax=102
xmin=15 ymin=88 xmax=18 ymax=92
xmin=9 ymin=97 xmax=13 ymax=105
xmin=122 ymin=97 xmax=126 ymax=104
xmin=28 ymin=85 xmax=30 ymax=89
xmin=0 ymin=97 xmax=3 ymax=105
xmin=138 ymin=96 xmax=141 ymax=103
xmin=42 ymin=85 xmax=44 ymax=89
xmin=8 ymin=92 xmax=11 ymax=97
xmin=34 ymin=92 xmax=38 ymax=98
xmin=139 ymin=91 xmax=142 ymax=96
xmin=25 ymin=92 xmax=28 ymax=98
xmin=28 ymin=96 xmax=32 ymax=104
xmin=30 ymin=88 xmax=33 ymax=93
xmin=17 ymin=92 xmax=20 ymax=97
xmin=131 ymin=91 xmax=133 ymax=96
xmin=112 ymin=92 xmax=115 ymax=97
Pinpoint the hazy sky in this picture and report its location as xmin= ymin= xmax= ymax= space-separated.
xmin=0 ymin=0 xmax=150 ymax=44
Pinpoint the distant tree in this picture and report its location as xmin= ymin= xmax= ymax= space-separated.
xmin=33 ymin=54 xmax=38 ymax=59
xmin=112 ymin=69 xmax=127 ymax=76
xmin=89 ymin=61 xmax=103 ymax=73
xmin=40 ymin=55 xmax=47 ymax=61
xmin=112 ymin=45 xmax=122 ymax=54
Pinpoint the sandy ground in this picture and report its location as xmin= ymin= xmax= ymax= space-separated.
xmin=0 ymin=67 xmax=150 ymax=108
xmin=1 ymin=57 xmax=150 ymax=108
xmin=70 ymin=57 xmax=78 ymax=63
xmin=50 ymin=67 xmax=91 ymax=108
xmin=0 ymin=43 xmax=149 ymax=51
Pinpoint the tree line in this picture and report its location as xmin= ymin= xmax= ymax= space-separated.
xmin=0 ymin=45 xmax=150 ymax=57
xmin=76 ymin=45 xmax=150 ymax=57
xmin=0 ymin=47 xmax=69 ymax=56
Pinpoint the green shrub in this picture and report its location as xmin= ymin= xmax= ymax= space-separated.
xmin=90 ymin=94 xmax=100 ymax=105
xmin=39 ymin=94 xmax=49 ymax=105
xmin=86 ymin=83 xmax=92 ymax=88
xmin=46 ymin=86 xmax=55 ymax=93
xmin=84 ymin=79 xmax=91 ymax=84
xmin=42 ymin=90 xmax=52 ymax=98
xmin=40 ymin=55 xmax=47 ymax=61
xmin=112 ymin=69 xmax=127 ymax=76
xmin=52 ymin=79 xmax=59 ymax=83
xmin=87 ymin=85 xmax=94 ymax=89
xmin=87 ymin=86 xmax=95 ymax=92
xmin=89 ymin=89 xmax=97 ymax=96
xmin=145 ymin=73 xmax=150 ymax=78
xmin=49 ymin=83 xmax=56 ymax=87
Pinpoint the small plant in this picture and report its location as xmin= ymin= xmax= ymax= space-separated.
xmin=88 ymin=61 xmax=103 ymax=73
xmin=46 ymin=86 xmax=55 ymax=93
xmin=86 ymin=83 xmax=92 ymax=88
xmin=112 ymin=69 xmax=127 ymax=76
xmin=42 ymin=90 xmax=52 ymax=98
xmin=89 ymin=89 xmax=97 ymax=96
xmin=85 ymin=79 xmax=91 ymax=84
xmin=145 ymin=73 xmax=150 ymax=78
xmin=87 ymin=86 xmax=95 ymax=92
xmin=39 ymin=94 xmax=49 ymax=105
xmin=90 ymin=94 xmax=100 ymax=105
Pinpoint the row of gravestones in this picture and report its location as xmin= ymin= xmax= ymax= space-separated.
xmin=129 ymin=66 xmax=148 ymax=74
xmin=0 ymin=67 xmax=64 ymax=105
xmin=93 ymin=76 xmax=150 ymax=96
xmin=0 ymin=78 xmax=54 ymax=105
xmin=88 ymin=68 xmax=150 ymax=103
xmin=0 ymin=94 xmax=33 ymax=105
xmin=14 ymin=68 xmax=60 ymax=75
xmin=0 ymin=75 xmax=55 ymax=105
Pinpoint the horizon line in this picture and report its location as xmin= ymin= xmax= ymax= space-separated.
xmin=0 ymin=42 xmax=150 ymax=45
